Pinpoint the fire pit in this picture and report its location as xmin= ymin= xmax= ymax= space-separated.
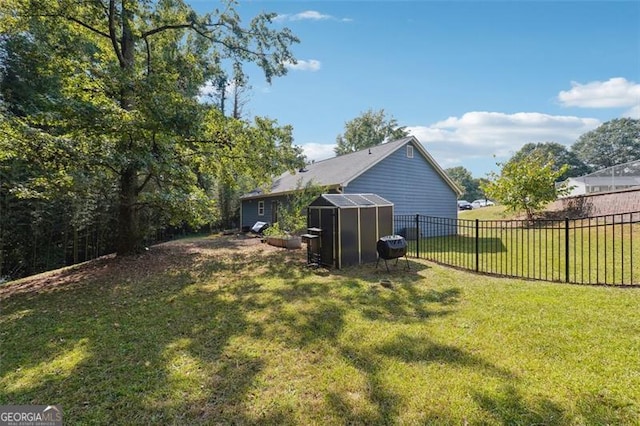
xmin=376 ymin=235 xmax=410 ymax=272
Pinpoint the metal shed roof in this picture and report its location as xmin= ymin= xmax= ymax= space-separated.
xmin=310 ymin=193 xmax=393 ymax=208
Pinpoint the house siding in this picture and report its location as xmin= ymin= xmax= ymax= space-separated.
xmin=345 ymin=143 xmax=458 ymax=218
xmin=241 ymin=195 xmax=289 ymax=228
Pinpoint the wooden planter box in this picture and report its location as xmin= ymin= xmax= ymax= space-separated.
xmin=266 ymin=236 xmax=302 ymax=249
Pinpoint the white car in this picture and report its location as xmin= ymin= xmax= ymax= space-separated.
xmin=471 ymin=199 xmax=495 ymax=208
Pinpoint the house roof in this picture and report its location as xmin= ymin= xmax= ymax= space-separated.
xmin=241 ymin=136 xmax=461 ymax=199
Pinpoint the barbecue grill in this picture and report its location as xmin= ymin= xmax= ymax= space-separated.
xmin=376 ymin=235 xmax=410 ymax=272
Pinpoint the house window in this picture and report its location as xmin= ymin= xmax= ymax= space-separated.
xmin=407 ymin=145 xmax=414 ymax=158
xmin=258 ymin=201 xmax=265 ymax=216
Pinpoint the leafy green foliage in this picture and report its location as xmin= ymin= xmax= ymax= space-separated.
xmin=444 ymin=166 xmax=484 ymax=201
xmin=510 ymin=142 xmax=591 ymax=181
xmin=0 ymin=0 xmax=302 ymax=257
xmin=571 ymin=118 xmax=640 ymax=170
xmin=334 ymin=109 xmax=408 ymax=156
xmin=264 ymin=179 xmax=325 ymax=236
xmin=482 ymin=154 xmax=570 ymax=221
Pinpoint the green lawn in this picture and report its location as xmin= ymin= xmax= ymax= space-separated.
xmin=1 ymin=235 xmax=639 ymax=424
xmin=414 ymin=220 xmax=640 ymax=285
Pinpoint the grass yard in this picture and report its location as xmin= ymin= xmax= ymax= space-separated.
xmin=1 ymin=235 xmax=639 ymax=425
xmin=416 ymin=221 xmax=640 ymax=285
xmin=408 ymin=206 xmax=640 ymax=285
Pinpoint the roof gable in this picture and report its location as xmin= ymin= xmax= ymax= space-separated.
xmin=242 ymin=136 xmax=461 ymax=199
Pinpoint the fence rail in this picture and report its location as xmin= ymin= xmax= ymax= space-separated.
xmin=395 ymin=212 xmax=640 ymax=286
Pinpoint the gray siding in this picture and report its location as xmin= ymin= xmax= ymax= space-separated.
xmin=345 ymin=143 xmax=458 ymax=218
xmin=241 ymin=195 xmax=289 ymax=228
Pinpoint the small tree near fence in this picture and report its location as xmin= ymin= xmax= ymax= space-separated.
xmin=482 ymin=154 xmax=571 ymax=221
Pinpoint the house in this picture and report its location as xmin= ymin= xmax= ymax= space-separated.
xmin=559 ymin=159 xmax=640 ymax=197
xmin=240 ymin=136 xmax=462 ymax=229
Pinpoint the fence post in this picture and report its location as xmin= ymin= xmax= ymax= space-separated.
xmin=415 ymin=214 xmax=420 ymax=258
xmin=475 ymin=219 xmax=479 ymax=272
xmin=565 ymin=217 xmax=570 ymax=282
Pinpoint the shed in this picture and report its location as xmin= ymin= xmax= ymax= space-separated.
xmin=307 ymin=193 xmax=394 ymax=269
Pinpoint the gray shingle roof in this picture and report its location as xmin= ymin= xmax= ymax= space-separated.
xmin=241 ymin=136 xmax=460 ymax=199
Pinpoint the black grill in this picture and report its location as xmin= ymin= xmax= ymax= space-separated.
xmin=377 ymin=235 xmax=407 ymax=259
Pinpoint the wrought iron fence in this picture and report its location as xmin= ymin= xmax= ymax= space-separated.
xmin=395 ymin=212 xmax=640 ymax=286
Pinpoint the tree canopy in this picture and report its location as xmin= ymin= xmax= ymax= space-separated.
xmin=444 ymin=166 xmax=484 ymax=201
xmin=571 ymin=118 xmax=640 ymax=171
xmin=509 ymin=142 xmax=591 ymax=181
xmin=334 ymin=109 xmax=408 ymax=156
xmin=0 ymin=0 xmax=303 ymax=259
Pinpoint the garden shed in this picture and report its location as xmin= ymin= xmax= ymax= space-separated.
xmin=307 ymin=193 xmax=394 ymax=269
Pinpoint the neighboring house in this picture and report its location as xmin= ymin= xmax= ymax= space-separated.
xmin=240 ymin=136 xmax=462 ymax=229
xmin=559 ymin=159 xmax=640 ymax=197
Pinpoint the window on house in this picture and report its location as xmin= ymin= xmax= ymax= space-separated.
xmin=258 ymin=201 xmax=265 ymax=216
xmin=407 ymin=145 xmax=414 ymax=158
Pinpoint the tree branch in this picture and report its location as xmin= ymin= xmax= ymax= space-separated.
xmin=108 ymin=0 xmax=125 ymax=67
xmin=137 ymin=172 xmax=154 ymax=194
xmin=141 ymin=23 xmax=193 ymax=38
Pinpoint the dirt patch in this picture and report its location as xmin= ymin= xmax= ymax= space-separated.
xmin=0 ymin=234 xmax=304 ymax=301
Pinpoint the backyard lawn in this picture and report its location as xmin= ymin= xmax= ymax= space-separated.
xmin=1 ymin=235 xmax=639 ymax=424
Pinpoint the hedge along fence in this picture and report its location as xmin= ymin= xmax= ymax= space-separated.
xmin=395 ymin=212 xmax=640 ymax=286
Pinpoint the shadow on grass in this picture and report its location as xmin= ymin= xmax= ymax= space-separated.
xmin=408 ymin=235 xmax=507 ymax=255
xmin=378 ymin=333 xmax=514 ymax=379
xmin=2 ymin=235 xmax=633 ymax=424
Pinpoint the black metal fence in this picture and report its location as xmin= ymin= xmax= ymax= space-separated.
xmin=395 ymin=212 xmax=640 ymax=286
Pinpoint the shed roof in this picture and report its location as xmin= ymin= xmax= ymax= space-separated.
xmin=309 ymin=193 xmax=393 ymax=209
xmin=241 ymin=136 xmax=462 ymax=199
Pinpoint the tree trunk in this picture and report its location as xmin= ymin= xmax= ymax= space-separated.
xmin=116 ymin=166 xmax=139 ymax=255
xmin=115 ymin=2 xmax=140 ymax=256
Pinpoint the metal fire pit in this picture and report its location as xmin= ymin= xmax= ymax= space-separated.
xmin=376 ymin=235 xmax=410 ymax=272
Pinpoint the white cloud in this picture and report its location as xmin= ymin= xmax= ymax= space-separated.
xmin=198 ymin=80 xmax=217 ymax=100
xmin=406 ymin=111 xmax=601 ymax=171
xmin=275 ymin=10 xmax=352 ymax=23
xmin=624 ymin=104 xmax=640 ymax=119
xmin=557 ymin=77 xmax=640 ymax=108
xmin=285 ymin=59 xmax=321 ymax=72
xmin=300 ymin=143 xmax=336 ymax=162
xmin=198 ymin=79 xmax=246 ymax=103
xmin=291 ymin=11 xmax=332 ymax=21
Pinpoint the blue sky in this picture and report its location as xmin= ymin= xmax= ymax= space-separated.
xmin=194 ymin=1 xmax=640 ymax=177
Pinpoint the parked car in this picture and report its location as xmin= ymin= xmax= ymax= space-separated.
xmin=457 ymin=200 xmax=473 ymax=210
xmin=471 ymin=199 xmax=495 ymax=208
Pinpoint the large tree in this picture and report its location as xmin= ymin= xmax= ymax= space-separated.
xmin=334 ymin=109 xmax=408 ymax=156
xmin=509 ymin=142 xmax=591 ymax=181
xmin=571 ymin=118 xmax=640 ymax=171
xmin=1 ymin=0 xmax=302 ymax=255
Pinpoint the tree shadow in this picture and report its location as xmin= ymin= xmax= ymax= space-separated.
xmin=473 ymin=385 xmax=566 ymax=425
xmin=378 ymin=333 xmax=514 ymax=379
xmin=7 ymin=234 xmax=633 ymax=424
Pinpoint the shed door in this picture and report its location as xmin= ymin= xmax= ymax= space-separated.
xmin=340 ymin=209 xmax=359 ymax=268
xmin=360 ymin=207 xmax=378 ymax=263
xmin=320 ymin=209 xmax=335 ymax=268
